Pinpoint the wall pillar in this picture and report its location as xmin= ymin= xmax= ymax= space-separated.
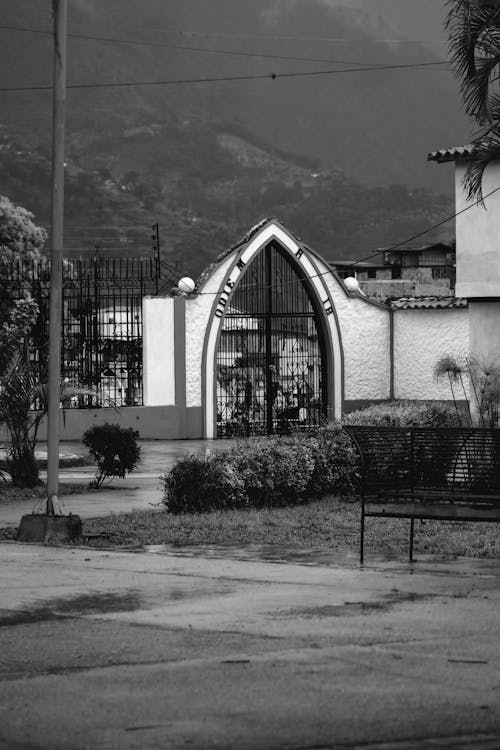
xmin=142 ymin=296 xmax=175 ymax=406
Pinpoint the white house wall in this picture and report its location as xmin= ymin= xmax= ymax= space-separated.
xmin=394 ymin=308 xmax=469 ymax=400
xmin=455 ymin=161 xmax=500 ymax=298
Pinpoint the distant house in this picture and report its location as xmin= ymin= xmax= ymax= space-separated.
xmin=330 ymin=241 xmax=456 ymax=298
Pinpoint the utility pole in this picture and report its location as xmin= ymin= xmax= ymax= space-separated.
xmin=46 ymin=0 xmax=68 ymax=515
xmin=152 ymin=223 xmax=161 ymax=292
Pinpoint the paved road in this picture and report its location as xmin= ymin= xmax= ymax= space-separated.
xmin=1 ymin=542 xmax=499 ymax=749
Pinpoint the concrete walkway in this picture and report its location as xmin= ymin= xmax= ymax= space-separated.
xmin=0 ymin=438 xmax=236 ymax=528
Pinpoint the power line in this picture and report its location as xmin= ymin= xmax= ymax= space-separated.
xmin=174 ymin=31 xmax=449 ymax=46
xmin=193 ymin=185 xmax=500 ymax=296
xmin=0 ymin=59 xmax=452 ymax=93
xmin=72 ymin=25 xmax=451 ymax=46
xmin=0 ymin=24 xmax=449 ymax=69
xmin=0 ymin=23 xmax=450 ymax=47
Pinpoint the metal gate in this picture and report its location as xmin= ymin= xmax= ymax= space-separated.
xmin=0 ymin=253 xmax=178 ymax=408
xmin=216 ymin=242 xmax=327 ymax=437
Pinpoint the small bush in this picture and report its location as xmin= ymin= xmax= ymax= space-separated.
xmin=162 ymin=427 xmax=359 ymax=514
xmin=163 ymin=453 xmax=246 ymax=514
xmin=291 ymin=426 xmax=359 ymax=498
xmin=343 ymin=401 xmax=461 ymax=428
xmin=82 ymin=423 xmax=141 ymax=488
xmin=227 ymin=439 xmax=316 ymax=508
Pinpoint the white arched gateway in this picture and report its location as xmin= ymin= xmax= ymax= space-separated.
xmin=200 ymin=220 xmax=343 ymax=438
xmin=140 ymin=218 xmax=468 ymax=440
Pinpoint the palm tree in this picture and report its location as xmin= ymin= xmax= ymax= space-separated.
xmin=0 ymin=353 xmax=94 ymax=488
xmin=447 ymin=0 xmax=500 ymax=201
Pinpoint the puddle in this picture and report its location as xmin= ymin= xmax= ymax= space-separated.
xmin=285 ymin=592 xmax=435 ymax=619
xmin=144 ymin=542 xmax=361 ymax=567
xmin=142 ymin=542 xmax=500 ymax=578
xmin=0 ymin=591 xmax=142 ymax=626
xmin=1 ymin=582 xmax=232 ymax=627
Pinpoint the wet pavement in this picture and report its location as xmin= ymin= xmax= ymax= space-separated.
xmin=1 ymin=543 xmax=500 ymax=749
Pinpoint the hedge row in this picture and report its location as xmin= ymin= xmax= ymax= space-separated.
xmin=162 ymin=401 xmax=461 ymax=514
xmin=343 ymin=400 xmax=460 ymax=427
xmin=162 ymin=427 xmax=358 ymax=514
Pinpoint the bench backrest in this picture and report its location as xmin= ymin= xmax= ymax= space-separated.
xmin=344 ymin=426 xmax=500 ymax=495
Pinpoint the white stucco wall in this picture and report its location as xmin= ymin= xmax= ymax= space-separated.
xmin=314 ymin=256 xmax=391 ymax=400
xmin=393 ymin=308 xmax=469 ymax=400
xmin=455 ymin=160 xmax=500 ymax=298
xmin=185 ymin=255 xmax=234 ymax=408
xmin=142 ymin=296 xmax=175 ymax=405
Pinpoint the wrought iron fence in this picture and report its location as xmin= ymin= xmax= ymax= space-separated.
xmin=0 ymin=254 xmax=175 ymax=408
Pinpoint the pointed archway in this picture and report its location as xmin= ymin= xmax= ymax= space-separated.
xmin=202 ymin=221 xmax=343 ymax=438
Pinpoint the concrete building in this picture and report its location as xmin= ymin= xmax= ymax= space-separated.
xmin=428 ymin=146 xmax=500 ymax=423
xmin=331 ymin=242 xmax=455 ymax=299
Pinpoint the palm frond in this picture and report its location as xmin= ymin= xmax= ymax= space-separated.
xmin=464 ymin=55 xmax=500 ymax=122
xmin=462 ymin=133 xmax=500 ymax=202
xmin=447 ymin=1 xmax=500 ymax=121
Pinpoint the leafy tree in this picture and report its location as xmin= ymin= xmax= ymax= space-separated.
xmin=0 ymin=196 xmax=47 ymax=321
xmin=0 ymin=195 xmax=46 ymax=261
xmin=447 ymin=0 xmax=500 ymax=201
xmin=0 ymin=295 xmax=39 ymax=375
xmin=0 ymin=352 xmax=91 ymax=488
xmin=0 ymin=354 xmax=45 ymax=487
xmin=0 ymin=297 xmax=41 ymax=486
xmin=0 ymin=294 xmax=91 ymax=488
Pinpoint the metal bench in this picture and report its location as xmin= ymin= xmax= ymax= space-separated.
xmin=344 ymin=426 xmax=500 ymax=562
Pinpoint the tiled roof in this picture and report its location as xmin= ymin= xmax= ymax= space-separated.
xmin=390 ymin=297 xmax=467 ymax=310
xmin=427 ymin=145 xmax=475 ymax=163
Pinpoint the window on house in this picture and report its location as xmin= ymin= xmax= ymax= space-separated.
xmin=367 ymin=269 xmax=377 ymax=279
xmin=391 ymin=267 xmax=401 ymax=279
xmin=432 ymin=267 xmax=449 ymax=279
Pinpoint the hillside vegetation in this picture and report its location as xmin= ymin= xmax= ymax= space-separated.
xmin=0 ymin=0 xmax=460 ymax=275
xmin=0 ymin=121 xmax=453 ymax=277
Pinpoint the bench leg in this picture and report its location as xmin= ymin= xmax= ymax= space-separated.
xmin=409 ymin=518 xmax=415 ymax=562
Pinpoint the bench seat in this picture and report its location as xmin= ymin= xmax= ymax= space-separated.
xmin=344 ymin=426 xmax=500 ymax=562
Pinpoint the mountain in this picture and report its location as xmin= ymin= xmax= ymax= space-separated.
xmin=0 ymin=1 xmax=465 ymax=275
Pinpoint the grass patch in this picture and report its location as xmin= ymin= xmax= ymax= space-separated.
xmin=80 ymin=497 xmax=500 ymax=559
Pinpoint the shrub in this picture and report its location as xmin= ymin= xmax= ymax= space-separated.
xmin=162 ymin=427 xmax=359 ymax=514
xmin=291 ymin=426 xmax=359 ymax=498
xmin=227 ymin=439 xmax=316 ymax=508
xmin=82 ymin=423 xmax=141 ymax=488
xmin=163 ymin=453 xmax=246 ymax=514
xmin=343 ymin=401 xmax=461 ymax=428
